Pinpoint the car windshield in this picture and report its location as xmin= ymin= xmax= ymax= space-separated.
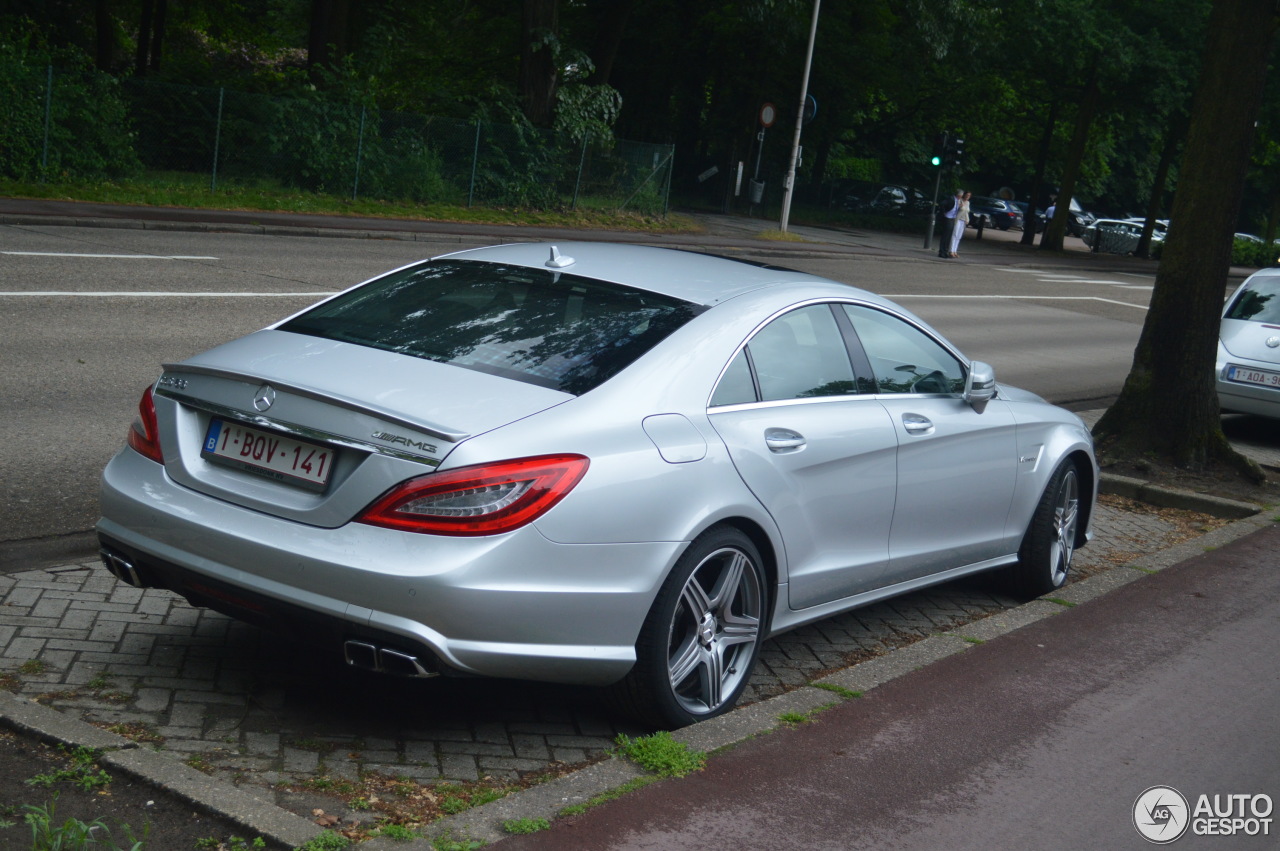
xmin=279 ymin=259 xmax=705 ymax=395
xmin=1225 ymin=278 xmax=1280 ymax=323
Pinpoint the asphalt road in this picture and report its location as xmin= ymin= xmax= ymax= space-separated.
xmin=1 ymin=220 xmax=1155 ymax=555
xmin=497 ymin=523 xmax=1280 ymax=851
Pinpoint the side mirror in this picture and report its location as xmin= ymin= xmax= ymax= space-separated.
xmin=964 ymin=361 xmax=996 ymax=413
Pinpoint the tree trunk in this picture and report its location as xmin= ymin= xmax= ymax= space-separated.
xmin=1093 ymin=0 xmax=1278 ymax=475
xmin=1135 ymin=127 xmax=1180 ymax=258
xmin=519 ymin=0 xmax=560 ymax=127
xmin=1021 ymin=97 xmax=1060 ymax=246
xmin=588 ymin=0 xmax=636 ymax=86
xmin=308 ymin=0 xmax=352 ymax=75
xmin=1040 ymin=64 xmax=1101 ymax=252
xmin=134 ymin=0 xmax=153 ymax=77
xmin=149 ymin=0 xmax=166 ymax=73
xmin=95 ymin=0 xmax=115 ymax=71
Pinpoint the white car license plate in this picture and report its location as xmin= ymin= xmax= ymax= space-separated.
xmin=1227 ymin=365 xmax=1280 ymax=389
xmin=202 ymin=419 xmax=334 ymax=490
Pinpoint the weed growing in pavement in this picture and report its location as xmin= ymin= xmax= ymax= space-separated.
xmin=26 ymin=746 xmax=112 ymax=792
xmin=558 ymin=775 xmax=661 ymax=818
xmin=296 ymin=831 xmax=350 ymax=850
xmin=196 ymin=836 xmax=266 ymax=850
xmin=100 ymin=721 xmax=165 ymax=744
xmin=778 ymin=711 xmax=809 ymax=725
xmin=614 ymin=731 xmax=706 ymax=778
xmin=370 ymin=820 xmax=418 ymax=840
xmin=186 ymin=754 xmax=215 ymax=774
xmin=502 ymin=817 xmax=550 ymax=834
xmin=0 ymin=672 xmax=18 ymax=691
xmin=18 ymin=659 xmax=47 ymax=675
xmin=811 ymin=682 xmax=861 ymax=699
xmin=960 ymin=636 xmax=986 ymax=644
xmin=429 ymin=833 xmax=485 ymax=851
xmin=1046 ymin=598 xmax=1077 ymax=607
xmin=85 ymin=673 xmax=113 ymax=690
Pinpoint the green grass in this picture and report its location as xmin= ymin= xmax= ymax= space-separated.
xmin=25 ymin=747 xmax=112 ymax=792
xmin=557 ymin=775 xmax=661 ymax=817
xmin=0 ymin=174 xmax=697 ymax=234
xmin=615 ymin=732 xmax=707 ymax=778
xmin=502 ymin=817 xmax=551 ymax=835
xmin=811 ymin=682 xmax=862 ymax=699
xmin=1045 ymin=598 xmax=1077 ymax=608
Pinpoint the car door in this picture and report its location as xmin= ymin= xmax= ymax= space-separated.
xmin=839 ymin=304 xmax=1019 ymax=586
xmin=707 ymin=303 xmax=899 ymax=610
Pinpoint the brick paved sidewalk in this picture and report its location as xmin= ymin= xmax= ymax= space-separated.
xmin=0 ymin=498 xmax=1211 ymax=821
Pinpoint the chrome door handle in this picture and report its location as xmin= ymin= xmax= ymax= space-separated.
xmin=902 ymin=413 xmax=935 ymax=435
xmin=764 ymin=427 xmax=806 ymax=452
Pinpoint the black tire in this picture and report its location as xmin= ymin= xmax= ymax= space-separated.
xmin=1008 ymin=458 xmax=1080 ymax=600
xmin=607 ymin=526 xmax=767 ymax=728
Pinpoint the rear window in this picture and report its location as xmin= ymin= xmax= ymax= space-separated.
xmin=1225 ymin=278 xmax=1280 ymax=323
xmin=278 ymin=259 xmax=705 ymax=395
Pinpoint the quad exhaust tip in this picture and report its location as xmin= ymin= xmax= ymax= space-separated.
xmin=99 ymin=548 xmax=145 ymax=588
xmin=344 ymin=640 xmax=438 ymax=678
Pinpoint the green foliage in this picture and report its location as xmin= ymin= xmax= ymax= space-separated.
xmin=0 ymin=22 xmax=140 ymax=182
xmin=1232 ymin=236 xmax=1279 ymax=268
xmin=26 ymin=747 xmax=112 ymax=792
xmin=502 ymin=817 xmax=551 ymax=835
xmin=296 ymin=831 xmax=350 ymax=851
xmin=370 ymin=822 xmax=417 ymax=841
xmin=23 ymin=795 xmax=147 ymax=851
xmin=614 ymin=732 xmax=706 ymax=778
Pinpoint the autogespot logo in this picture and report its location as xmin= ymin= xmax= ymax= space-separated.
xmin=1134 ymin=786 xmax=1190 ymax=844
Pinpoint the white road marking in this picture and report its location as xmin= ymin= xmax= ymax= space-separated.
xmin=2 ymin=252 xmax=219 ymax=259
xmin=885 ymin=294 xmax=1148 ymax=309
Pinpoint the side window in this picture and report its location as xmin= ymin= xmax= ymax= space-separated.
xmin=749 ymin=305 xmax=858 ymax=402
xmin=841 ymin=305 xmax=965 ymax=395
xmin=710 ymin=349 xmax=756 ymax=406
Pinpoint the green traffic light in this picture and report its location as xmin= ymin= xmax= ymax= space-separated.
xmin=931 ymin=156 xmax=941 ymax=166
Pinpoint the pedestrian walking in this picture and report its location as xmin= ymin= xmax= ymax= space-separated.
xmin=937 ymin=190 xmax=962 ymax=258
xmin=948 ymin=191 xmax=971 ymax=257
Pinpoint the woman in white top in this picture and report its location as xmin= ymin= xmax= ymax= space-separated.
xmin=949 ymin=191 xmax=971 ymax=257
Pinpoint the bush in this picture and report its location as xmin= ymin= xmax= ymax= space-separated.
xmin=0 ymin=26 xmax=141 ymax=181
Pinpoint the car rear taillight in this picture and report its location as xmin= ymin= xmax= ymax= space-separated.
xmin=356 ymin=454 xmax=590 ymax=536
xmin=126 ymin=385 xmax=164 ymax=464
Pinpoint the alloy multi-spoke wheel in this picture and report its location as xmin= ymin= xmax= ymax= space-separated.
xmin=609 ymin=526 xmax=767 ymax=728
xmin=1011 ymin=458 xmax=1080 ymax=599
xmin=666 ymin=545 xmax=763 ymax=717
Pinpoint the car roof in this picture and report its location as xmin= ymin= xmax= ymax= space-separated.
xmin=436 ymin=242 xmax=859 ymax=306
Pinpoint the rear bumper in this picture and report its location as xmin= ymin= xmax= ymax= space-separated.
xmin=98 ymin=447 xmax=683 ymax=685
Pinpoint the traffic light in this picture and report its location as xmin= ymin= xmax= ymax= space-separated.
xmin=931 ymin=132 xmax=946 ymax=167
xmin=950 ymin=137 xmax=965 ymax=167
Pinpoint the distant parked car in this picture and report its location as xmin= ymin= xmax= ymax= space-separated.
xmin=1011 ymin=201 xmax=1045 ymax=233
xmin=969 ymin=197 xmax=1024 ymax=231
xmin=1217 ymin=267 xmax=1280 ymax=420
xmin=838 ymin=181 xmax=930 ymax=217
xmin=1082 ymin=219 xmax=1166 ymax=254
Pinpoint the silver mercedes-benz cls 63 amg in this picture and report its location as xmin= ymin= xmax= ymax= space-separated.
xmin=98 ymin=242 xmax=1096 ymax=728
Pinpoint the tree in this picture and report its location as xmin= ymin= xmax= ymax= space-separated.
xmin=519 ymin=0 xmax=559 ymax=126
xmin=1092 ymin=0 xmax=1278 ymax=476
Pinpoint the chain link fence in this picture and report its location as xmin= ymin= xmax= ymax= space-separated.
xmin=7 ymin=68 xmax=674 ymax=215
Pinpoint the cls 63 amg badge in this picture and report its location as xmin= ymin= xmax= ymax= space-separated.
xmin=372 ymin=431 xmax=438 ymax=454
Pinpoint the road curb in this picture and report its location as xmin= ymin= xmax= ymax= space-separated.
xmin=1099 ymin=472 xmax=1264 ymax=519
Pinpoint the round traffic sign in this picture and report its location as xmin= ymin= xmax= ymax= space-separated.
xmin=759 ymin=103 xmax=777 ymax=128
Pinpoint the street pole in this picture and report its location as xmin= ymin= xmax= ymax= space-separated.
xmin=779 ymin=0 xmax=820 ymax=233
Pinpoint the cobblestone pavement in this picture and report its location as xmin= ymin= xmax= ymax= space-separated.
xmin=0 ymin=499 xmax=1204 ymax=815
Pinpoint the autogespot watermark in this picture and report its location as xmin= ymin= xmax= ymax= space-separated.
xmin=1133 ymin=785 xmax=1274 ymax=843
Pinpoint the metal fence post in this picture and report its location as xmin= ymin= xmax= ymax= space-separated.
xmin=210 ymin=87 xmax=224 ymax=191
xmin=663 ymin=145 xmax=674 ymax=215
xmin=468 ymin=119 xmax=481 ymax=208
xmin=571 ymin=134 xmax=589 ymax=210
xmin=353 ymin=105 xmax=366 ymax=201
xmin=41 ymin=65 xmax=53 ymax=178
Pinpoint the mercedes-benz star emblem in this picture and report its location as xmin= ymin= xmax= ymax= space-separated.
xmin=252 ymin=384 xmax=277 ymax=412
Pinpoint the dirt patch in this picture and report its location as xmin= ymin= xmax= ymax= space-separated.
xmin=0 ymin=729 xmax=282 ymax=850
